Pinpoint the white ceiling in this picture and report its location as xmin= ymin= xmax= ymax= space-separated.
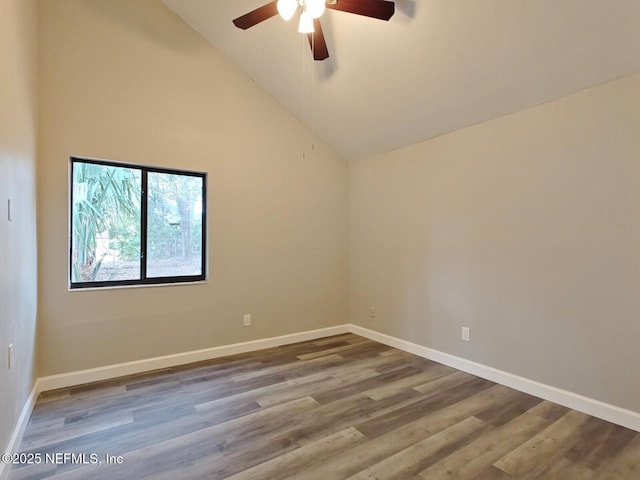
xmin=162 ymin=0 xmax=640 ymax=159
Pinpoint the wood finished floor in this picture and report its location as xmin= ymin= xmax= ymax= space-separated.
xmin=9 ymin=334 xmax=640 ymax=479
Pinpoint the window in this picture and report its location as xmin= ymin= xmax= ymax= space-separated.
xmin=70 ymin=157 xmax=206 ymax=289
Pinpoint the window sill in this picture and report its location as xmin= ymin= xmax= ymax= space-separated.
xmin=68 ymin=280 xmax=208 ymax=292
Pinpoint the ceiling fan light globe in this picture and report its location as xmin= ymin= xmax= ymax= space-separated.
xmin=306 ymin=0 xmax=325 ymax=18
xmin=298 ymin=10 xmax=315 ymax=33
xmin=277 ymin=0 xmax=297 ymax=21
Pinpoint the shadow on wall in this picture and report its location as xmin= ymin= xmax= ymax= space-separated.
xmin=314 ymin=0 xmax=418 ymax=78
xmin=396 ymin=0 xmax=417 ymax=19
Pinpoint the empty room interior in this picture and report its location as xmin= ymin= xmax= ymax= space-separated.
xmin=2 ymin=0 xmax=640 ymax=478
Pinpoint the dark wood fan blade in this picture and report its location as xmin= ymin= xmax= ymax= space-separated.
xmin=232 ymin=1 xmax=278 ymax=29
xmin=307 ymin=19 xmax=330 ymax=61
xmin=326 ymin=0 xmax=395 ymax=21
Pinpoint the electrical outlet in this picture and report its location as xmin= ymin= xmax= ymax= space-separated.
xmin=461 ymin=327 xmax=470 ymax=342
xmin=8 ymin=344 xmax=14 ymax=369
xmin=243 ymin=314 xmax=251 ymax=327
xmin=370 ymin=307 xmax=377 ymax=318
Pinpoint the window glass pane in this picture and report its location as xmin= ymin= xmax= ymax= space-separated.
xmin=71 ymin=162 xmax=141 ymax=283
xmin=146 ymin=172 xmax=204 ymax=278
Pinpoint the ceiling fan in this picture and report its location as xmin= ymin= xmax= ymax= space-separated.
xmin=232 ymin=0 xmax=395 ymax=61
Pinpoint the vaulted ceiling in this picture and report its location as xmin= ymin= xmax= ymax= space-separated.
xmin=162 ymin=0 xmax=640 ymax=159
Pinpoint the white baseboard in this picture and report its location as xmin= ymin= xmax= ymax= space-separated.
xmin=348 ymin=324 xmax=640 ymax=433
xmin=6 ymin=319 xmax=637 ymax=476
xmin=38 ymin=325 xmax=350 ymax=392
xmin=2 ymin=325 xmax=349 ymax=480
xmin=0 ymin=382 xmax=40 ymax=480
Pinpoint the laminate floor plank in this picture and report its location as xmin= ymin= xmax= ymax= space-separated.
xmin=229 ymin=352 xmax=346 ymax=382
xmin=347 ymin=416 xmax=490 ymax=480
xmin=208 ymin=390 xmax=434 ymax=478
xmin=492 ymin=410 xmax=591 ymax=478
xmin=573 ymin=421 xmax=637 ymax=471
xmin=311 ymin=365 xmax=423 ymax=404
xmin=527 ymin=401 xmax=570 ymax=422
xmin=413 ymin=370 xmax=478 ymax=395
xmin=365 ymin=363 xmax=453 ymax=401
xmin=533 ymin=457 xmax=597 ymax=480
xmin=225 ymin=428 xmax=367 ymax=480
xmin=417 ymin=412 xmax=550 ymax=479
xmin=9 ymin=334 xmax=639 ymax=480
xmin=283 ymin=385 xmax=522 ymax=480
xmin=311 ymin=334 xmax=368 ymax=346
xmin=474 ymin=391 xmax=543 ymax=427
xmin=21 ymin=411 xmax=134 ymax=452
xmin=297 ymin=342 xmax=376 ymax=361
xmin=471 ymin=465 xmax=513 ymax=479
xmin=594 ymin=434 xmax=640 ymax=480
xmin=356 ymin=376 xmax=495 ymax=439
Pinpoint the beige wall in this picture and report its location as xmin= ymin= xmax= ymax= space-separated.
xmin=26 ymin=0 xmax=640 ymax=425
xmin=38 ymin=0 xmax=348 ymax=375
xmin=350 ymin=73 xmax=640 ymax=412
xmin=0 ymin=0 xmax=39 ymax=455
